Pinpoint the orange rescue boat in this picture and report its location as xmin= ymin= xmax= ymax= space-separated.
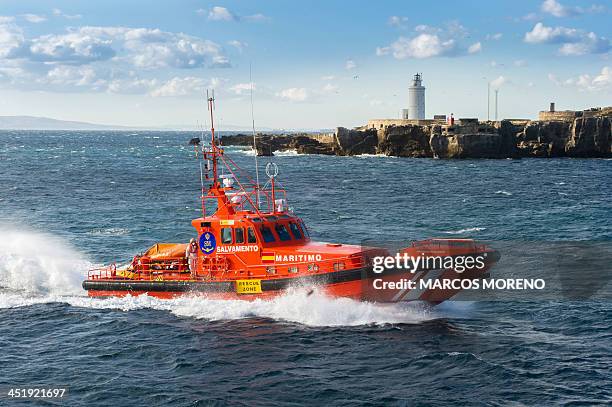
xmin=83 ymin=95 xmax=499 ymax=303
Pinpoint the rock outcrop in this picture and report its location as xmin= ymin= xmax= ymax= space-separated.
xmin=335 ymin=127 xmax=378 ymax=155
xmin=430 ymin=120 xmax=512 ymax=159
xmin=221 ymin=106 xmax=612 ymax=159
xmin=377 ymin=125 xmax=432 ymax=157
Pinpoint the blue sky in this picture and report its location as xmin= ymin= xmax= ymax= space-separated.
xmin=0 ymin=0 xmax=610 ymax=128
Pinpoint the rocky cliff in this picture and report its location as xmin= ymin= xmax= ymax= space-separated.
xmin=221 ymin=107 xmax=612 ymax=159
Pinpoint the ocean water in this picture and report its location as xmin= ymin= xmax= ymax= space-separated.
xmin=0 ymin=131 xmax=610 ymax=406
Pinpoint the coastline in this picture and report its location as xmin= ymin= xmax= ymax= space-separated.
xmin=222 ymin=106 xmax=612 ymax=159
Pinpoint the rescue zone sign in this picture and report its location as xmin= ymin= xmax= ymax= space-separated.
xmin=235 ymin=279 xmax=262 ymax=294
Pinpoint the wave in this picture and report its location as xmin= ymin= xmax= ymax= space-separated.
xmin=494 ymin=190 xmax=513 ymax=196
xmin=0 ymin=228 xmax=92 ymax=295
xmin=273 ymin=149 xmax=299 ymax=156
xmin=62 ymin=289 xmax=436 ymax=327
xmin=239 ymin=148 xmax=256 ymax=156
xmin=442 ymin=227 xmax=486 ymax=235
xmin=87 ymin=227 xmax=130 ymax=236
xmin=0 ymin=289 xmax=436 ymax=327
xmin=355 ymin=153 xmax=389 ymax=158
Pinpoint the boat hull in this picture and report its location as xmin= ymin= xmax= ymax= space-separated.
xmin=83 ymin=259 xmax=495 ymax=303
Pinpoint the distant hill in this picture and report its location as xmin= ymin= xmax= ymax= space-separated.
xmin=0 ymin=115 xmax=330 ymax=132
xmin=0 ymin=116 xmax=137 ymax=130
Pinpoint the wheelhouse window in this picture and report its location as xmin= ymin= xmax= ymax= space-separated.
xmin=275 ymin=224 xmax=291 ymax=241
xmin=221 ymin=227 xmax=232 ymax=244
xmin=247 ymin=227 xmax=257 ymax=243
xmin=289 ymin=222 xmax=302 ymax=240
xmin=261 ymin=226 xmax=276 ymax=243
xmin=299 ymin=220 xmax=310 ymax=238
xmin=235 ymin=228 xmax=245 ymax=244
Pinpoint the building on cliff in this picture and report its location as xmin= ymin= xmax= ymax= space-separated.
xmin=538 ymin=103 xmax=612 ymax=122
xmin=407 ymin=73 xmax=425 ymax=120
xmin=367 ymin=73 xmax=450 ymax=130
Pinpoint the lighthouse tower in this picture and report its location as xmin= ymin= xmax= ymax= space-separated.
xmin=408 ymin=73 xmax=425 ymax=120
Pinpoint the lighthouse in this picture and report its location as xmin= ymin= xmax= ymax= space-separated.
xmin=408 ymin=73 xmax=425 ymax=120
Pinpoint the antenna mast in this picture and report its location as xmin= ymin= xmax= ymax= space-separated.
xmin=207 ymin=90 xmax=219 ymax=186
xmin=250 ymin=63 xmax=261 ymax=208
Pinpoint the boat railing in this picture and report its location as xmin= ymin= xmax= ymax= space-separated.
xmin=87 ymin=257 xmax=191 ymax=280
xmin=87 ymin=251 xmax=368 ymax=281
xmin=203 ymin=185 xmax=288 ymax=215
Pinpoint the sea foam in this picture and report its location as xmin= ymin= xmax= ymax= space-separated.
xmin=0 ymin=227 xmax=91 ymax=296
xmin=0 ymin=228 xmax=436 ymax=326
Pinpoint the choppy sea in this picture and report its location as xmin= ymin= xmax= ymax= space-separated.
xmin=0 ymin=131 xmax=610 ymax=406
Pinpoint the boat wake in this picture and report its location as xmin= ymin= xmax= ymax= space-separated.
xmin=0 ymin=227 xmax=90 ymax=296
xmin=0 ymin=228 xmax=437 ymax=327
xmin=64 ymin=289 xmax=436 ymax=327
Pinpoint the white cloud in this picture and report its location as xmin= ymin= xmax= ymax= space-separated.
xmin=514 ymin=59 xmax=527 ymax=67
xmin=207 ymin=6 xmax=237 ymax=21
xmin=414 ymin=24 xmax=436 ymax=33
xmin=521 ymin=12 xmax=539 ymax=21
xmin=0 ymin=22 xmax=231 ymax=94
xmin=321 ymin=75 xmax=335 ymax=81
xmin=558 ymin=32 xmax=610 ymax=55
xmin=490 ymin=75 xmax=507 ymax=89
xmin=388 ymin=16 xmax=408 ymax=28
xmin=548 ymin=73 xmax=560 ymax=85
xmin=229 ymin=82 xmax=255 ymax=95
xmin=446 ymin=21 xmax=468 ymax=38
xmin=51 ymin=8 xmax=82 ymax=19
xmin=242 ymin=13 xmax=270 ymax=22
xmin=542 ymin=0 xmax=572 ymax=17
xmin=45 ymin=65 xmax=106 ymax=89
xmin=322 ymin=83 xmax=338 ymax=93
xmin=541 ymin=0 xmax=579 ymax=17
xmin=524 ymin=22 xmax=580 ymax=43
xmin=27 ymin=31 xmax=116 ymax=64
xmin=149 ymin=76 xmax=211 ymax=97
xmin=377 ymin=23 xmax=479 ymax=59
xmin=20 ymin=14 xmax=46 ymax=23
xmin=122 ymin=28 xmax=228 ymax=68
xmin=524 ymin=22 xmax=610 ymax=55
xmin=378 ymin=34 xmax=458 ymax=59
xmin=486 ymin=33 xmax=503 ymax=40
xmin=228 ymin=40 xmax=247 ymax=52
xmin=0 ymin=21 xmax=25 ymax=58
xmin=276 ymin=87 xmax=308 ymax=102
xmin=345 ymin=59 xmax=357 ymax=70
xmin=468 ymin=42 xmax=482 ymax=54
xmin=0 ymin=16 xmax=15 ymax=23
xmin=210 ymin=55 xmax=231 ymax=68
xmin=202 ymin=6 xmax=268 ymax=22
xmin=540 ymin=0 xmax=606 ymax=17
xmin=25 ymin=26 xmax=230 ymax=69
xmin=548 ymin=66 xmax=612 ymax=91
xmin=107 ymin=78 xmax=157 ymax=94
xmin=593 ymin=67 xmax=612 ymax=88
